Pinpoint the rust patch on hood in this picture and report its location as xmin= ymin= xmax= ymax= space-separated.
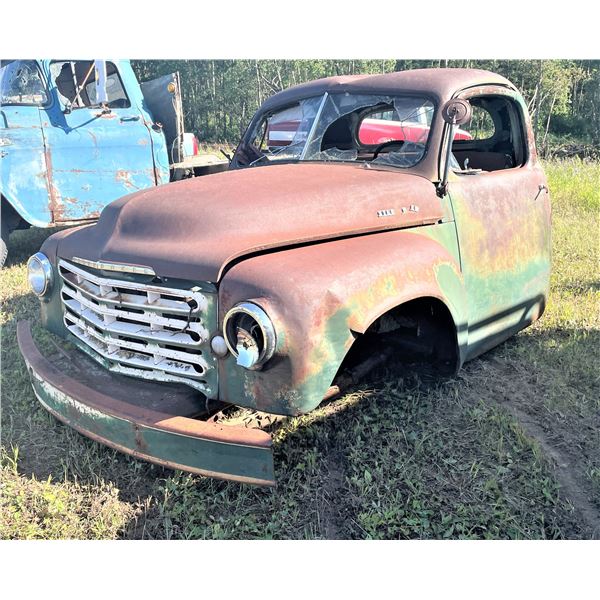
xmin=57 ymin=163 xmax=445 ymax=282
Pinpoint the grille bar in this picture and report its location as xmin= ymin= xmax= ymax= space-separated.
xmin=62 ymin=297 xmax=202 ymax=348
xmin=58 ymin=259 xmax=214 ymax=394
xmin=60 ymin=261 xmax=208 ymax=314
xmin=65 ymin=311 xmax=207 ymax=377
xmin=61 ymin=286 xmax=208 ymax=341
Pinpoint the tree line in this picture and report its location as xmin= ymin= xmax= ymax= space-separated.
xmin=131 ymin=60 xmax=600 ymax=156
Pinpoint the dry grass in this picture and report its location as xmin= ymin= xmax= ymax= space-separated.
xmin=0 ymin=448 xmax=134 ymax=539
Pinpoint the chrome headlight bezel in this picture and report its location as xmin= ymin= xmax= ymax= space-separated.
xmin=27 ymin=252 xmax=54 ymax=297
xmin=223 ymin=301 xmax=277 ymax=370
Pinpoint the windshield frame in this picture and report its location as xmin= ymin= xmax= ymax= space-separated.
xmin=236 ymin=90 xmax=438 ymax=172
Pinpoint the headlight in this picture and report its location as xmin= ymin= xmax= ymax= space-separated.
xmin=223 ymin=302 xmax=276 ymax=370
xmin=27 ymin=252 xmax=53 ymax=297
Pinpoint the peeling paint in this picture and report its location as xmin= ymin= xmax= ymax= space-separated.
xmin=44 ymin=146 xmax=64 ymax=221
xmin=115 ymin=169 xmax=136 ymax=189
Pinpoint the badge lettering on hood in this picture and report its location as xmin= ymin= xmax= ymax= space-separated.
xmin=378 ymin=205 xmax=419 ymax=217
xmin=402 ymin=205 xmax=420 ymax=214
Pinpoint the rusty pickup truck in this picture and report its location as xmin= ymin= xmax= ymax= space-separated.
xmin=18 ymin=68 xmax=551 ymax=486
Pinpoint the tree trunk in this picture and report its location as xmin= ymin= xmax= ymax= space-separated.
xmin=542 ymin=92 xmax=557 ymax=154
xmin=255 ymin=61 xmax=262 ymax=107
xmin=533 ymin=60 xmax=543 ymax=140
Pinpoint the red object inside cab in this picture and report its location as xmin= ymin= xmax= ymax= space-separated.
xmin=267 ymin=118 xmax=471 ymax=148
xmin=358 ymin=118 xmax=472 ymax=145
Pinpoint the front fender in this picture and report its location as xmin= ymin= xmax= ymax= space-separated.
xmin=1 ymin=189 xmax=52 ymax=228
xmin=218 ymin=224 xmax=467 ymax=415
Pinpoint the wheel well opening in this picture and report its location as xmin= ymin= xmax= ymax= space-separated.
xmin=336 ymin=297 xmax=459 ymax=384
xmin=1 ymin=195 xmax=28 ymax=232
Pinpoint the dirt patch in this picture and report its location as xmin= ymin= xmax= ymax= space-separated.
xmin=481 ymin=356 xmax=600 ymax=539
xmin=318 ymin=451 xmax=346 ymax=539
xmin=501 ymin=401 xmax=600 ymax=538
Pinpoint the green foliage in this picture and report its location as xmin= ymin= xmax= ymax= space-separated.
xmin=546 ymin=158 xmax=600 ymax=211
xmin=131 ymin=59 xmax=600 ymax=153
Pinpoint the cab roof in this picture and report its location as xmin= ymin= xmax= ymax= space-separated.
xmin=260 ymin=68 xmax=516 ymax=112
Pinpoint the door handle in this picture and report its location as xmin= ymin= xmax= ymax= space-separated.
xmin=120 ymin=115 xmax=140 ymax=122
xmin=534 ymin=184 xmax=548 ymax=201
xmin=0 ymin=150 xmax=7 ymax=158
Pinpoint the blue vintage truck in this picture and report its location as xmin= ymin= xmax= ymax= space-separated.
xmin=0 ymin=59 xmax=227 ymax=267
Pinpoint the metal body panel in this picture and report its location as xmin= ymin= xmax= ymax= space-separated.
xmin=17 ymin=321 xmax=274 ymax=486
xmin=0 ymin=104 xmax=52 ymax=226
xmin=445 ymin=86 xmax=551 ymax=358
xmin=38 ymin=60 xmax=161 ymax=222
xmin=218 ymin=225 xmax=467 ymax=415
xmin=448 ymin=166 xmax=551 ymax=359
xmin=1 ymin=60 xmax=170 ymax=227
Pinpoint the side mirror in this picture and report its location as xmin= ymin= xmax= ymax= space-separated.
xmin=438 ymin=99 xmax=472 ymax=197
xmin=441 ymin=98 xmax=472 ymax=127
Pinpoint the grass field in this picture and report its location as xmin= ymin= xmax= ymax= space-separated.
xmin=1 ymin=158 xmax=598 ymax=539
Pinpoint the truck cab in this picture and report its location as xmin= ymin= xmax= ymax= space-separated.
xmin=0 ymin=59 xmax=227 ymax=266
xmin=18 ymin=68 xmax=551 ymax=486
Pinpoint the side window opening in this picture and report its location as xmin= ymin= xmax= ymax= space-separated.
xmin=462 ymin=104 xmax=495 ymax=140
xmin=452 ymin=95 xmax=527 ymax=172
xmin=0 ymin=60 xmax=47 ymax=106
xmin=50 ymin=61 xmax=130 ymax=109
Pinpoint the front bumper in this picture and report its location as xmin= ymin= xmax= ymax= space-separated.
xmin=17 ymin=321 xmax=275 ymax=486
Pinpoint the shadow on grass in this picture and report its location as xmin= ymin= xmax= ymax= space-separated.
xmin=5 ymin=227 xmax=64 ymax=268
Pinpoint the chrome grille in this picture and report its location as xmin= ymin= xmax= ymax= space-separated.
xmin=59 ymin=259 xmax=215 ymax=395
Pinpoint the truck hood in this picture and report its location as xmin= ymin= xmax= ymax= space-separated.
xmin=56 ymin=163 xmax=444 ymax=282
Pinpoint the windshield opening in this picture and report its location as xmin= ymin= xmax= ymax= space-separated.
xmin=0 ymin=60 xmax=47 ymax=106
xmin=236 ymin=92 xmax=435 ymax=170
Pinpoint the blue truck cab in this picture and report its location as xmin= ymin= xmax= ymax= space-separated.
xmin=0 ymin=59 xmax=227 ymax=266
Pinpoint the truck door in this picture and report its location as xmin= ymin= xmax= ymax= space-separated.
xmin=447 ymin=90 xmax=551 ymax=360
xmin=39 ymin=60 xmax=158 ymax=223
xmin=0 ymin=60 xmax=52 ymax=226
